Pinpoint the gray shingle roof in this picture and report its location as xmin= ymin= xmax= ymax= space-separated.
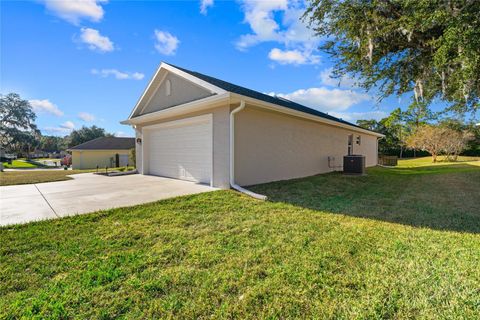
xmin=166 ymin=63 xmax=373 ymax=132
xmin=69 ymin=137 xmax=135 ymax=150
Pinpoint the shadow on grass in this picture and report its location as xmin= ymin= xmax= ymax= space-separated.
xmin=250 ymin=164 xmax=480 ymax=234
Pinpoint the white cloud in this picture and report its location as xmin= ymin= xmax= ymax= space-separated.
xmin=79 ymin=27 xmax=114 ymax=52
xmin=319 ymin=67 xmax=358 ymax=88
xmin=236 ymin=1 xmax=320 ymax=65
xmin=154 ymin=30 xmax=179 ymax=56
xmin=236 ymin=0 xmax=287 ymax=49
xmin=44 ymin=121 xmax=75 ymax=134
xmin=114 ymin=131 xmax=130 ymax=137
xmin=269 ymin=87 xmax=371 ymax=112
xmin=43 ymin=0 xmax=107 ymax=25
xmin=29 ymin=99 xmax=63 ymax=117
xmin=91 ymin=69 xmax=144 ymax=80
xmin=61 ymin=121 xmax=75 ymax=130
xmin=268 ymin=48 xmax=319 ymax=65
xmin=78 ymin=112 xmax=95 ymax=122
xmin=200 ymin=0 xmax=214 ymax=14
xmin=329 ymin=111 xmax=388 ymax=123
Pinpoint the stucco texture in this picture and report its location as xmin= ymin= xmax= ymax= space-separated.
xmin=234 ymin=106 xmax=379 ymax=186
xmin=135 ymin=71 xmax=213 ymax=117
xmin=71 ymin=150 xmax=133 ymax=169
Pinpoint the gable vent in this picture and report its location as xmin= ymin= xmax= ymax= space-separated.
xmin=166 ymin=79 xmax=171 ymax=96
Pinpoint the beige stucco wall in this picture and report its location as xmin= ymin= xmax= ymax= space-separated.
xmin=135 ymin=105 xmax=231 ymax=189
xmin=134 ymin=71 xmax=213 ymax=117
xmin=234 ymin=106 xmax=379 ymax=186
xmin=72 ymin=150 xmax=133 ymax=169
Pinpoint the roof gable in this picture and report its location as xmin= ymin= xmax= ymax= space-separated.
xmin=133 ymin=71 xmax=214 ymax=117
xmin=128 ymin=63 xmax=226 ymax=119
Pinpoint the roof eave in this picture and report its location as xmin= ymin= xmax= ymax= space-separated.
xmin=121 ymin=92 xmax=231 ymax=125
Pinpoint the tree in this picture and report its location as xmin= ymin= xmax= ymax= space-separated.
xmin=442 ymin=130 xmax=474 ymax=161
xmin=356 ymin=119 xmax=379 ymax=132
xmin=0 ymin=93 xmax=39 ymax=154
xmin=406 ymin=125 xmax=472 ymax=162
xmin=305 ymin=1 xmax=480 ymax=116
xmin=402 ymin=102 xmax=435 ymax=157
xmin=382 ymin=108 xmax=407 ymax=158
xmin=439 ymin=118 xmax=478 ymax=157
xmin=39 ymin=135 xmax=67 ymax=153
xmin=406 ymin=126 xmax=447 ymax=162
xmin=66 ymin=125 xmax=112 ymax=148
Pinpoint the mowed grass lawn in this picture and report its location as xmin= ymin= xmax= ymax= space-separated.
xmin=1 ymin=159 xmax=39 ymax=169
xmin=1 ymin=158 xmax=479 ymax=319
xmin=0 ymin=170 xmax=95 ymax=186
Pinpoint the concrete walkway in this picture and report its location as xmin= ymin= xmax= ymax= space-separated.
xmin=0 ymin=173 xmax=216 ymax=226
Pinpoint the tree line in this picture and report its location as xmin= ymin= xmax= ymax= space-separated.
xmin=356 ymin=106 xmax=479 ymax=161
xmin=1 ymin=93 xmax=113 ymax=156
xmin=306 ymin=0 xmax=480 ymax=162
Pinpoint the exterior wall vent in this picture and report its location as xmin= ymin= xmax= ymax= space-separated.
xmin=166 ymin=79 xmax=171 ymax=96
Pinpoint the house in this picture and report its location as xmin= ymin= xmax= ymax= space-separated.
xmin=121 ymin=63 xmax=383 ymax=192
xmin=69 ymin=137 xmax=135 ymax=169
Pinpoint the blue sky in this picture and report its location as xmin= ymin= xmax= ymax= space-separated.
xmin=2 ymin=0 xmax=421 ymax=137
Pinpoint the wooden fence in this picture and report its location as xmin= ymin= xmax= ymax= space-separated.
xmin=378 ymin=155 xmax=398 ymax=166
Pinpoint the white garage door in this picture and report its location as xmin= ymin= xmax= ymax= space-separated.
xmin=145 ymin=114 xmax=212 ymax=185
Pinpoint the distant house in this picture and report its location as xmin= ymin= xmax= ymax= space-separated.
xmin=68 ymin=137 xmax=135 ymax=169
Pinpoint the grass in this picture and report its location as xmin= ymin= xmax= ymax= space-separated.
xmin=252 ymin=156 xmax=480 ymax=233
xmin=1 ymin=157 xmax=479 ymax=318
xmin=0 ymin=170 xmax=95 ymax=186
xmin=0 ymin=167 xmax=135 ymax=186
xmin=2 ymin=159 xmax=39 ymax=169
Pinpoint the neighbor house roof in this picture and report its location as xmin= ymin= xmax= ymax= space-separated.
xmin=164 ymin=63 xmax=374 ymax=133
xmin=69 ymin=137 xmax=135 ymax=151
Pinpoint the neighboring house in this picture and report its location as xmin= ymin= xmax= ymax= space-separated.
xmin=69 ymin=137 xmax=135 ymax=169
xmin=121 ymin=63 xmax=384 ymax=190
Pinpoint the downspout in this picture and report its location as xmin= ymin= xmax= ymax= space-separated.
xmin=230 ymin=101 xmax=267 ymax=200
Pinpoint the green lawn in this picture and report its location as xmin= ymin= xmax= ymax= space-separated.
xmin=2 ymin=159 xmax=39 ymax=169
xmin=0 ymin=170 xmax=94 ymax=186
xmin=1 ymin=158 xmax=479 ymax=318
xmin=0 ymin=167 xmax=135 ymax=186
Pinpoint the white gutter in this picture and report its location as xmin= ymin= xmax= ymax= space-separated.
xmin=230 ymin=101 xmax=267 ymax=200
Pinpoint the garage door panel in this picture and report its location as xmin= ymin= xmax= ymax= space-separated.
xmin=146 ymin=116 xmax=212 ymax=184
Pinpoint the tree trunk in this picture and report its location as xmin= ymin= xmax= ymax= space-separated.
xmin=432 ymin=153 xmax=437 ymax=162
xmin=399 ymin=146 xmax=403 ymax=158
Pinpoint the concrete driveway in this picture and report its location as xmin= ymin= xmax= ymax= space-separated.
xmin=0 ymin=173 xmax=216 ymax=226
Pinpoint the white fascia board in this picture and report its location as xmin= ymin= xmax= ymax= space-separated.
xmin=121 ymin=93 xmax=230 ymax=125
xmin=127 ymin=62 xmax=227 ymax=120
xmin=161 ymin=63 xmax=227 ymax=95
xmin=127 ymin=61 xmax=164 ymax=120
xmin=230 ymin=93 xmax=385 ymax=138
xmin=68 ymin=149 xmax=131 ymax=152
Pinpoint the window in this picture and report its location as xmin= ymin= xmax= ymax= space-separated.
xmin=356 ymin=135 xmax=361 ymax=145
xmin=166 ymin=79 xmax=171 ymax=96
